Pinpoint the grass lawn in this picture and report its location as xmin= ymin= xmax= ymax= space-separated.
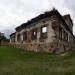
xmin=0 ymin=46 xmax=75 ymax=75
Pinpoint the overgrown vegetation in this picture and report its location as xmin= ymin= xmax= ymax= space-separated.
xmin=0 ymin=46 xmax=75 ymax=75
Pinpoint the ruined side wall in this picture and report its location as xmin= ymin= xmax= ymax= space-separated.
xmin=10 ymin=16 xmax=60 ymax=53
xmin=15 ymin=17 xmax=56 ymax=44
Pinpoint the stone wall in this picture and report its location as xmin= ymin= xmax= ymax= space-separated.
xmin=10 ymin=42 xmax=58 ymax=53
xmin=10 ymin=39 xmax=73 ymax=54
xmin=0 ymin=40 xmax=9 ymax=46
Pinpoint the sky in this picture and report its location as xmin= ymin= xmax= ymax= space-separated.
xmin=0 ymin=0 xmax=75 ymax=38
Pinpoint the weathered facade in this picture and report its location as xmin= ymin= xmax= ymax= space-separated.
xmin=10 ymin=9 xmax=75 ymax=53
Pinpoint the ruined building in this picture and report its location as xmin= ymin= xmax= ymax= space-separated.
xmin=10 ymin=9 xmax=75 ymax=53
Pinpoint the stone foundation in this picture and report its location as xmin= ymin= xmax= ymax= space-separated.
xmin=11 ymin=43 xmax=62 ymax=53
xmin=9 ymin=40 xmax=73 ymax=54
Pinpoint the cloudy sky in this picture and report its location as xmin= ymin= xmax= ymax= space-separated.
xmin=0 ymin=0 xmax=75 ymax=38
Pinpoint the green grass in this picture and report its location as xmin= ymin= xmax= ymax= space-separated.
xmin=0 ymin=46 xmax=75 ymax=75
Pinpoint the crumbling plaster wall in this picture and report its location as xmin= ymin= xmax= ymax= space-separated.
xmin=15 ymin=16 xmax=57 ymax=44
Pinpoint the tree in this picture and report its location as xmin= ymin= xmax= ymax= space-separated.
xmin=0 ymin=33 xmax=7 ymax=45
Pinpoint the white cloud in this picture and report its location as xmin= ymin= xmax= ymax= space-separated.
xmin=0 ymin=0 xmax=74 ymax=38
